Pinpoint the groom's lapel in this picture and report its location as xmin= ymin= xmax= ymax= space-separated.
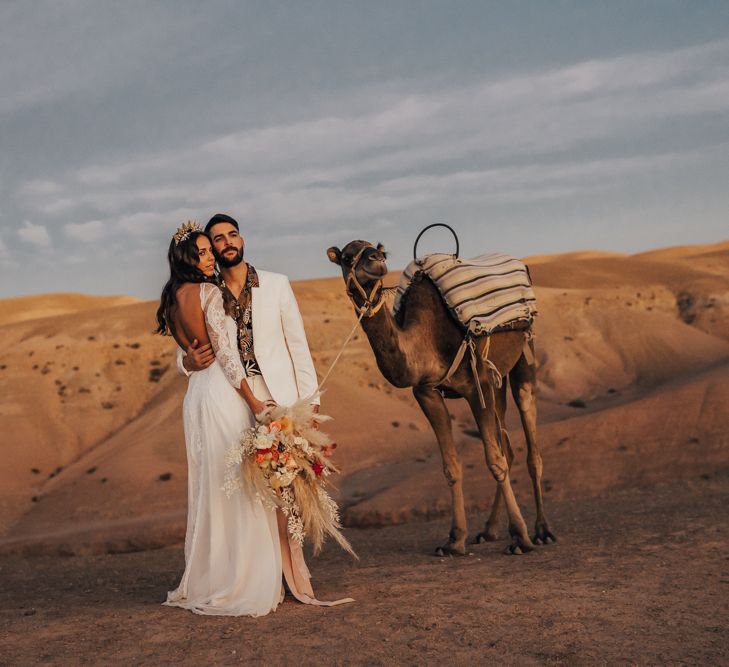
xmin=251 ymin=280 xmax=263 ymax=349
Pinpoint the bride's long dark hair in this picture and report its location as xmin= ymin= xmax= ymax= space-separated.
xmin=155 ymin=230 xmax=213 ymax=336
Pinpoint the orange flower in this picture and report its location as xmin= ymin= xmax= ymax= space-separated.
xmin=268 ymin=421 xmax=282 ymax=434
xmin=279 ymin=416 xmax=294 ymax=433
xmin=255 ymin=452 xmax=267 ymax=465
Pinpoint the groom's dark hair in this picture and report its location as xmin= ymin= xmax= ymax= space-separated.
xmin=205 ymin=213 xmax=239 ymax=234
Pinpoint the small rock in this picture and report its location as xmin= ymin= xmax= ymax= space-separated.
xmin=148 ymin=366 xmax=169 ymax=383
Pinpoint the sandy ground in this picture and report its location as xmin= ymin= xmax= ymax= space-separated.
xmin=1 ymin=471 xmax=727 ymax=666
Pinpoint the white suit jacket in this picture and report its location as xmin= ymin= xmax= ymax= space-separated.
xmin=178 ymin=270 xmax=320 ymax=406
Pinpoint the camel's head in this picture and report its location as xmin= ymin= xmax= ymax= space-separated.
xmin=327 ymin=240 xmax=388 ymax=292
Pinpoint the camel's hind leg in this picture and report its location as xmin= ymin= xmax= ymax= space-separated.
xmin=413 ymin=385 xmax=468 ymax=556
xmin=509 ymin=340 xmax=556 ymax=544
xmin=468 ymin=387 xmax=534 ymax=555
xmin=473 ymin=382 xmax=513 ymax=543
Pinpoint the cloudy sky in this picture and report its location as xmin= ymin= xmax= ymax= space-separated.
xmin=1 ymin=1 xmax=728 ymax=299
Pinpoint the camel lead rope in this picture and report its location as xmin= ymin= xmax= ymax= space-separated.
xmin=469 ymin=338 xmax=488 ymax=409
xmin=315 ymin=308 xmax=368 ymax=392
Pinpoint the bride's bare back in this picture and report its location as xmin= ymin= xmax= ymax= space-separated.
xmin=170 ymin=283 xmax=211 ymax=350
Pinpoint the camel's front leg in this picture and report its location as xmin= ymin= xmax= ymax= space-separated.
xmin=413 ymin=385 xmax=467 ymax=556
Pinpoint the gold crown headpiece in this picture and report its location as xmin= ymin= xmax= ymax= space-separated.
xmin=173 ymin=220 xmax=202 ymax=246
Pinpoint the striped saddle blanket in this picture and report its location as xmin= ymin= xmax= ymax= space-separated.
xmin=393 ymin=252 xmax=537 ymax=335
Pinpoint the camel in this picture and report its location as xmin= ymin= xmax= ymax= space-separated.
xmin=327 ymin=240 xmax=556 ymax=556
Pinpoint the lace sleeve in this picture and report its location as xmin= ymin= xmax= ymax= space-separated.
xmin=200 ymin=283 xmax=246 ymax=389
xmin=176 ymin=347 xmax=191 ymax=377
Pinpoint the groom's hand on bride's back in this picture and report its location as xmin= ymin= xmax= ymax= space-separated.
xmin=183 ymin=339 xmax=215 ymax=372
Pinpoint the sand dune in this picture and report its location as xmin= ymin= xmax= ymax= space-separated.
xmin=1 ymin=240 xmax=728 ymax=554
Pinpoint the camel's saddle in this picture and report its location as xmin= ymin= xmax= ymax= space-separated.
xmin=393 ymin=252 xmax=538 ymax=336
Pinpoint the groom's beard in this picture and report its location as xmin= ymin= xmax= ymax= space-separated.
xmin=216 ymin=246 xmax=244 ymax=268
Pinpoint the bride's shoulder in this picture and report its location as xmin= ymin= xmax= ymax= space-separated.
xmin=176 ymin=281 xmax=217 ymax=304
xmin=197 ymin=281 xmax=220 ymax=305
xmin=175 ymin=282 xmax=197 ymax=300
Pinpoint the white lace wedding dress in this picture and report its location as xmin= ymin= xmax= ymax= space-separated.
xmin=164 ymin=283 xmax=352 ymax=616
xmin=163 ymin=283 xmax=284 ymax=616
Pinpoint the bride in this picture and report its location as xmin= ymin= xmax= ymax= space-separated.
xmin=155 ymin=218 xmax=352 ymax=616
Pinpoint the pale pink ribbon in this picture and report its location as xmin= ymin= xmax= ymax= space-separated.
xmin=276 ymin=511 xmax=354 ymax=607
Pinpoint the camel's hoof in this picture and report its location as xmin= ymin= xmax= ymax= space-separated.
xmin=434 ymin=543 xmax=467 ymax=557
xmin=532 ymin=526 xmax=557 ymax=545
xmin=504 ymin=536 xmax=535 ymax=556
xmin=472 ymin=531 xmax=499 ymax=545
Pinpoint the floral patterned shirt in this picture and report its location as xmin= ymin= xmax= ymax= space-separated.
xmin=219 ymin=264 xmax=261 ymax=377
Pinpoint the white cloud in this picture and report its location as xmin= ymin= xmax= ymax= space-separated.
xmin=17 ymin=221 xmax=51 ymax=247
xmin=63 ymin=220 xmax=105 ymax=242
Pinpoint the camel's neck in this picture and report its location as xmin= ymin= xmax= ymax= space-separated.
xmin=359 ymin=303 xmax=416 ymax=388
xmin=355 ymin=277 xmax=456 ymax=388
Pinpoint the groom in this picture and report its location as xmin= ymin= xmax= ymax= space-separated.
xmin=179 ymin=213 xmax=319 ymax=413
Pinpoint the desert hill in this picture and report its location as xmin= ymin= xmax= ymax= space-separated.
xmin=0 ymin=240 xmax=728 ymax=554
xmin=0 ymin=293 xmax=138 ymax=326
